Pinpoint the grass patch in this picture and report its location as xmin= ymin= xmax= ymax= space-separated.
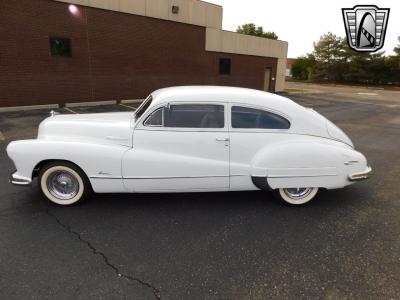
xmin=285 ymin=88 xmax=310 ymax=93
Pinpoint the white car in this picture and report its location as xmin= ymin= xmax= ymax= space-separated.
xmin=7 ymin=86 xmax=372 ymax=206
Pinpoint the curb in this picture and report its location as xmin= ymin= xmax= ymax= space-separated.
xmin=66 ymin=100 xmax=117 ymax=108
xmin=0 ymin=99 xmax=143 ymax=113
xmin=121 ymin=99 xmax=143 ymax=104
xmin=0 ymin=104 xmax=58 ymax=112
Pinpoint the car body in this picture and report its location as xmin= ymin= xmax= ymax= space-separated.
xmin=7 ymin=86 xmax=372 ymax=205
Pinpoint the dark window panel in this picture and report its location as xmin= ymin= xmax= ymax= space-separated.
xmin=219 ymin=58 xmax=231 ymax=75
xmin=49 ymin=37 xmax=72 ymax=57
xmin=144 ymin=107 xmax=163 ymax=126
xmin=135 ymin=96 xmax=153 ymax=119
xmin=165 ymin=104 xmax=224 ymax=128
xmin=231 ymin=106 xmax=290 ymax=129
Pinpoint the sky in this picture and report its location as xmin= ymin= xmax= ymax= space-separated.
xmin=205 ymin=0 xmax=399 ymax=58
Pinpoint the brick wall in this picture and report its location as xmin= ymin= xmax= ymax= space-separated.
xmin=0 ymin=0 xmax=277 ymax=107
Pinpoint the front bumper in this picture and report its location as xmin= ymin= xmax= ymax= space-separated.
xmin=9 ymin=171 xmax=32 ymax=186
xmin=348 ymin=165 xmax=373 ymax=182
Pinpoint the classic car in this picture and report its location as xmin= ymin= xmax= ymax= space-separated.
xmin=7 ymin=86 xmax=372 ymax=206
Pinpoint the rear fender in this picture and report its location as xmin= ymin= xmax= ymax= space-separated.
xmin=250 ymin=141 xmax=367 ymax=189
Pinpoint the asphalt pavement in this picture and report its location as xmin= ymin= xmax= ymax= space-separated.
xmin=0 ymin=84 xmax=399 ymax=299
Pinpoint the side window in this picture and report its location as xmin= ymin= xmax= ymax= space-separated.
xmin=164 ymin=104 xmax=224 ymax=128
xmin=144 ymin=107 xmax=163 ymax=127
xmin=232 ymin=106 xmax=290 ymax=129
xmin=135 ymin=96 xmax=152 ymax=119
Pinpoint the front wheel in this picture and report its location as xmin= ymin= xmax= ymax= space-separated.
xmin=39 ymin=162 xmax=91 ymax=205
xmin=275 ymin=187 xmax=319 ymax=205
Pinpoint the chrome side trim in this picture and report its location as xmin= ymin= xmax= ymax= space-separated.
xmin=344 ymin=160 xmax=359 ymax=165
xmin=90 ymin=176 xmax=122 ymax=179
xmin=9 ymin=172 xmax=32 ymax=186
xmin=123 ymin=175 xmax=228 ymax=180
xmin=348 ymin=166 xmax=373 ymax=181
xmin=267 ymin=174 xmax=337 ymax=178
xmin=90 ymin=175 xmax=228 ymax=180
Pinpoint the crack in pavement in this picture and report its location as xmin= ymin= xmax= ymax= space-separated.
xmin=44 ymin=208 xmax=161 ymax=299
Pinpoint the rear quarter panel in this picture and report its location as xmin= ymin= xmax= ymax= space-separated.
xmin=230 ymin=132 xmax=367 ymax=190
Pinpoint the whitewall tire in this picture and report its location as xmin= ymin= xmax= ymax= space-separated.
xmin=276 ymin=187 xmax=319 ymax=205
xmin=39 ymin=162 xmax=91 ymax=205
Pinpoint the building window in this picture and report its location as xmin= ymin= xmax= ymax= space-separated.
xmin=219 ymin=58 xmax=231 ymax=75
xmin=171 ymin=5 xmax=179 ymax=14
xmin=49 ymin=37 xmax=71 ymax=57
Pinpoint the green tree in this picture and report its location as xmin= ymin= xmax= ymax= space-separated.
xmin=236 ymin=23 xmax=278 ymax=40
xmin=291 ymin=55 xmax=316 ymax=80
xmin=294 ymin=33 xmax=399 ymax=85
xmin=340 ymin=51 xmax=370 ymax=83
xmin=394 ymin=37 xmax=400 ymax=56
xmin=312 ymin=32 xmax=347 ymax=80
xmin=389 ymin=37 xmax=400 ymax=84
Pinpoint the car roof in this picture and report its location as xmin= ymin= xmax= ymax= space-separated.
xmin=150 ymin=86 xmax=302 ymax=116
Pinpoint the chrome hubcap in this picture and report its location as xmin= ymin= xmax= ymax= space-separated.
xmin=47 ymin=171 xmax=79 ymax=200
xmin=284 ymin=187 xmax=313 ymax=199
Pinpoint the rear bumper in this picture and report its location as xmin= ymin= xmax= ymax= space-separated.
xmin=348 ymin=166 xmax=373 ymax=182
xmin=9 ymin=171 xmax=32 ymax=186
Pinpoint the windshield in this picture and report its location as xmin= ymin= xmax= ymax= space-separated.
xmin=134 ymin=95 xmax=152 ymax=120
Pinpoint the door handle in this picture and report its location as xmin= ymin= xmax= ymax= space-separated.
xmin=216 ymin=138 xmax=230 ymax=142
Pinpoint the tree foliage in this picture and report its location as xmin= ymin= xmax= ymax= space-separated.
xmin=394 ymin=37 xmax=400 ymax=56
xmin=236 ymin=23 xmax=278 ymax=40
xmin=291 ymin=55 xmax=316 ymax=80
xmin=293 ymin=32 xmax=400 ymax=85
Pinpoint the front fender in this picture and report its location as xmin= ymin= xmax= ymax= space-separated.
xmin=6 ymin=139 xmax=129 ymax=192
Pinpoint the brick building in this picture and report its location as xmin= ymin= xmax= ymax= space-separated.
xmin=0 ymin=0 xmax=288 ymax=107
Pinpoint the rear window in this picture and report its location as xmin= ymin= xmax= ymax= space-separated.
xmin=231 ymin=106 xmax=290 ymax=129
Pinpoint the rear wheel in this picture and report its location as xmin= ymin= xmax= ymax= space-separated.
xmin=39 ymin=162 xmax=91 ymax=205
xmin=275 ymin=187 xmax=319 ymax=205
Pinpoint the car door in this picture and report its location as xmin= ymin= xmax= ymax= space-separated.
xmin=122 ymin=102 xmax=230 ymax=192
xmin=228 ymin=104 xmax=292 ymax=191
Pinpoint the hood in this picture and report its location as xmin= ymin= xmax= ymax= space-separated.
xmin=43 ymin=111 xmax=134 ymax=123
xmin=38 ymin=112 xmax=134 ymax=147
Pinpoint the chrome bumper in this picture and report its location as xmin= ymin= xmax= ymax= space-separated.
xmin=348 ymin=166 xmax=373 ymax=182
xmin=9 ymin=171 xmax=32 ymax=186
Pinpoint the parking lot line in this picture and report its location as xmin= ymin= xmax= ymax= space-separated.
xmin=0 ymin=131 xmax=4 ymax=141
xmin=64 ymin=107 xmax=79 ymax=114
xmin=119 ymin=103 xmax=136 ymax=110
